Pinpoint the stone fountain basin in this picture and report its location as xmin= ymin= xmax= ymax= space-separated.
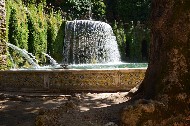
xmin=0 ymin=68 xmax=146 ymax=92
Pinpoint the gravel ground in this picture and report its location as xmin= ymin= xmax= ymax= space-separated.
xmin=0 ymin=91 xmax=131 ymax=126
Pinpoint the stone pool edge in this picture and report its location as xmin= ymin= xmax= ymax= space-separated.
xmin=0 ymin=68 xmax=146 ymax=92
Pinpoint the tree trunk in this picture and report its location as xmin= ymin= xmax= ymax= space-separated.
xmin=0 ymin=0 xmax=7 ymax=70
xmin=121 ymin=0 xmax=190 ymax=125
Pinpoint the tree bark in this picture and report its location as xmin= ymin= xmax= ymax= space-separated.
xmin=121 ymin=0 xmax=190 ymax=125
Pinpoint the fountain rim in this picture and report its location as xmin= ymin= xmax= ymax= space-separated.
xmin=3 ymin=67 xmax=147 ymax=72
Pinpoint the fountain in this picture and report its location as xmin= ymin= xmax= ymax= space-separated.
xmin=0 ymin=20 xmax=147 ymax=92
xmin=63 ymin=20 xmax=120 ymax=64
xmin=62 ymin=20 xmax=147 ymax=69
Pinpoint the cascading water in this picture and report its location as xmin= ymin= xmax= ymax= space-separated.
xmin=42 ymin=52 xmax=58 ymax=66
xmin=63 ymin=20 xmax=121 ymax=64
xmin=7 ymin=43 xmax=60 ymax=69
xmin=7 ymin=43 xmax=40 ymax=68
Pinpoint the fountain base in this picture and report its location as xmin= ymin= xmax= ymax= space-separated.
xmin=0 ymin=68 xmax=146 ymax=92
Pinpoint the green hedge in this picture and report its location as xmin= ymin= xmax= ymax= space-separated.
xmin=46 ymin=9 xmax=64 ymax=63
xmin=6 ymin=0 xmax=64 ymax=68
xmin=27 ymin=4 xmax=47 ymax=64
xmin=6 ymin=0 xmax=29 ymax=68
xmin=113 ymin=21 xmax=150 ymax=62
xmin=7 ymin=1 xmax=28 ymax=50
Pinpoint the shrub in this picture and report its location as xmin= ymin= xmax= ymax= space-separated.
xmin=7 ymin=0 xmax=29 ymax=68
xmin=27 ymin=3 xmax=47 ymax=64
xmin=113 ymin=21 xmax=150 ymax=62
xmin=47 ymin=9 xmax=65 ymax=62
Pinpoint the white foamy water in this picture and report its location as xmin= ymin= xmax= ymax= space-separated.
xmin=63 ymin=20 xmax=121 ymax=64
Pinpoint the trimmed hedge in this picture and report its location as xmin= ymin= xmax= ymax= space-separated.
xmin=7 ymin=0 xmax=29 ymax=68
xmin=113 ymin=21 xmax=150 ymax=62
xmin=46 ymin=9 xmax=64 ymax=63
xmin=6 ymin=0 xmax=64 ymax=67
xmin=27 ymin=4 xmax=47 ymax=64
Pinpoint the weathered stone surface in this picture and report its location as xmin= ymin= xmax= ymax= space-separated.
xmin=0 ymin=69 xmax=146 ymax=92
xmin=0 ymin=0 xmax=7 ymax=70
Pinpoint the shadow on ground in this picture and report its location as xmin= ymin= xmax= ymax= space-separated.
xmin=0 ymin=91 xmax=130 ymax=126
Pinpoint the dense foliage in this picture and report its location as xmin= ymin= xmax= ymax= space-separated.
xmin=45 ymin=0 xmax=106 ymax=20
xmin=5 ymin=0 xmax=151 ymax=68
xmin=6 ymin=0 xmax=29 ymax=67
xmin=46 ymin=9 xmax=65 ymax=62
xmin=106 ymin=0 xmax=151 ymax=62
xmin=6 ymin=0 xmax=64 ymax=68
xmin=27 ymin=4 xmax=47 ymax=64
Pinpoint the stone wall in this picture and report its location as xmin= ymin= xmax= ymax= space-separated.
xmin=0 ymin=0 xmax=7 ymax=70
xmin=0 ymin=69 xmax=146 ymax=92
